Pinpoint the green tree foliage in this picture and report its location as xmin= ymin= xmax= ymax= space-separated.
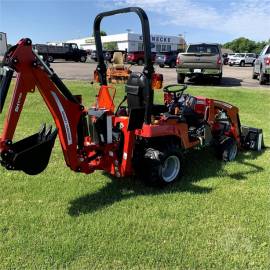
xmin=103 ymin=41 xmax=118 ymax=51
xmin=92 ymin=30 xmax=107 ymax=37
xmin=223 ymin=37 xmax=269 ymax=54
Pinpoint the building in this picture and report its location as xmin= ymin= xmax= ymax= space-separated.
xmin=65 ymin=33 xmax=186 ymax=52
xmin=0 ymin=32 xmax=7 ymax=56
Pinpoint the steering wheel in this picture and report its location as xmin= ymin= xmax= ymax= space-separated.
xmin=163 ymin=84 xmax=187 ymax=101
xmin=163 ymin=84 xmax=187 ymax=94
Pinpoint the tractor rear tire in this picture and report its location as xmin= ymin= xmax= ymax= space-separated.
xmin=216 ymin=137 xmax=238 ymax=162
xmin=141 ymin=143 xmax=183 ymax=187
xmin=177 ymin=73 xmax=185 ymax=84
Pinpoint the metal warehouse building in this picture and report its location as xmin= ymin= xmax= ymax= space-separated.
xmin=65 ymin=33 xmax=186 ymax=52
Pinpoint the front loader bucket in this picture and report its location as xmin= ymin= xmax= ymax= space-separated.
xmin=1 ymin=124 xmax=58 ymax=175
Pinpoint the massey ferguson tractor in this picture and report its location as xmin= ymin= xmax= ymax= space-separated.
xmin=0 ymin=7 xmax=264 ymax=186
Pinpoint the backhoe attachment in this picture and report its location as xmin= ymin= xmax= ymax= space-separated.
xmin=1 ymin=124 xmax=58 ymax=175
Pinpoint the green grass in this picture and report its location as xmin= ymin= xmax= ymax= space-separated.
xmin=0 ymin=81 xmax=269 ymax=269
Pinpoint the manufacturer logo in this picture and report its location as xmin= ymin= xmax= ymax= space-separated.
xmin=15 ymin=93 xmax=23 ymax=112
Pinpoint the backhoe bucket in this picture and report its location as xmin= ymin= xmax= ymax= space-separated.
xmin=1 ymin=124 xmax=58 ymax=175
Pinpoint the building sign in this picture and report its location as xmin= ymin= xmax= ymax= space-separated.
xmin=139 ymin=35 xmax=171 ymax=43
xmin=85 ymin=37 xmax=95 ymax=44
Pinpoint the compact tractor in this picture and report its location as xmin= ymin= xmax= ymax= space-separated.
xmin=0 ymin=7 xmax=264 ymax=186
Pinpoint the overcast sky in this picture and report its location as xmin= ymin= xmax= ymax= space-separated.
xmin=1 ymin=0 xmax=269 ymax=45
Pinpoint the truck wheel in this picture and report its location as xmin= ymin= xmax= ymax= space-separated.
xmin=177 ymin=73 xmax=185 ymax=84
xmin=240 ymin=61 xmax=245 ymax=67
xmin=47 ymin=55 xmax=54 ymax=63
xmin=137 ymin=59 xmax=144 ymax=65
xmin=159 ymin=64 xmax=165 ymax=68
xmin=80 ymin=56 xmax=87 ymax=63
xmin=216 ymin=73 xmax=222 ymax=84
xmin=142 ymin=143 xmax=183 ymax=187
xmin=259 ymin=69 xmax=267 ymax=85
xmin=170 ymin=62 xmax=176 ymax=68
xmin=216 ymin=137 xmax=238 ymax=162
xmin=252 ymin=69 xmax=258 ymax=79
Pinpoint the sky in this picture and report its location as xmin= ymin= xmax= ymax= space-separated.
xmin=0 ymin=0 xmax=269 ymax=45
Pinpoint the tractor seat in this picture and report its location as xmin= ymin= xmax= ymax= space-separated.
xmin=125 ymin=72 xmax=168 ymax=116
xmin=112 ymin=52 xmax=125 ymax=69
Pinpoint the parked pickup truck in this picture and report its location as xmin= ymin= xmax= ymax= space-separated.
xmin=0 ymin=32 xmax=7 ymax=61
xmin=228 ymin=53 xmax=256 ymax=67
xmin=176 ymin=43 xmax=223 ymax=83
xmin=252 ymin=44 xmax=270 ymax=85
xmin=127 ymin=51 xmax=156 ymax=65
xmin=34 ymin=43 xmax=87 ymax=63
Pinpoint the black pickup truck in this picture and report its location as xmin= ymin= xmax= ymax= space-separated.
xmin=34 ymin=43 xmax=88 ymax=63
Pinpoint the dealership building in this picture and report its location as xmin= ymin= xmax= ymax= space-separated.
xmin=64 ymin=33 xmax=186 ymax=52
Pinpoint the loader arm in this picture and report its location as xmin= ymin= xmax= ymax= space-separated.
xmin=0 ymin=38 xmax=84 ymax=174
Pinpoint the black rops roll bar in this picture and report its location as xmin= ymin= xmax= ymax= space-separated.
xmin=93 ymin=7 xmax=155 ymax=124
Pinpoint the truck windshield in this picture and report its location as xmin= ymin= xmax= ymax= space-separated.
xmin=187 ymin=44 xmax=219 ymax=54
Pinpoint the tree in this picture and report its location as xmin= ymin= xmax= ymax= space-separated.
xmin=92 ymin=30 xmax=107 ymax=37
xmin=103 ymin=41 xmax=118 ymax=51
xmin=223 ymin=37 xmax=269 ymax=54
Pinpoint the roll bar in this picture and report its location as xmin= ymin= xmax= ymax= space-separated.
xmin=93 ymin=7 xmax=155 ymax=124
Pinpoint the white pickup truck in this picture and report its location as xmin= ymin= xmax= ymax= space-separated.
xmin=228 ymin=53 xmax=256 ymax=67
xmin=252 ymin=44 xmax=270 ymax=85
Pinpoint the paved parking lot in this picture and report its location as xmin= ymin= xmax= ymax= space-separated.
xmin=51 ymin=61 xmax=270 ymax=89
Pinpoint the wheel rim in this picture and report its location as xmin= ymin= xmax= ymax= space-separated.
xmin=228 ymin=143 xmax=237 ymax=161
xmin=160 ymin=155 xmax=180 ymax=183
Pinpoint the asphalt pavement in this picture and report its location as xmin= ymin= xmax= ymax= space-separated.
xmin=51 ymin=61 xmax=270 ymax=89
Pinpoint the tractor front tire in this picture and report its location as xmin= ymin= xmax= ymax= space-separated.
xmin=216 ymin=137 xmax=238 ymax=162
xmin=142 ymin=143 xmax=183 ymax=187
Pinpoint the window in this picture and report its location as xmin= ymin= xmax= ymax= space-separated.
xmin=0 ymin=34 xmax=2 ymax=41
xmin=166 ymin=45 xmax=171 ymax=51
xmin=161 ymin=45 xmax=166 ymax=52
xmin=138 ymin=42 xmax=144 ymax=51
xmin=187 ymin=44 xmax=219 ymax=54
xmin=156 ymin=44 xmax=161 ymax=52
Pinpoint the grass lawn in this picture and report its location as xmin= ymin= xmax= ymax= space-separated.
xmin=0 ymin=81 xmax=269 ymax=269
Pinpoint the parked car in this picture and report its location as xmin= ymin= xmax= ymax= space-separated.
xmin=34 ymin=43 xmax=87 ymax=63
xmin=222 ymin=53 xmax=229 ymax=65
xmin=228 ymin=53 xmax=256 ymax=67
xmin=176 ymin=43 xmax=223 ymax=83
xmin=91 ymin=50 xmax=127 ymax=63
xmin=155 ymin=51 xmax=178 ymax=68
xmin=90 ymin=50 xmax=106 ymax=62
xmin=252 ymin=44 xmax=270 ymax=85
xmin=127 ymin=51 xmax=156 ymax=65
